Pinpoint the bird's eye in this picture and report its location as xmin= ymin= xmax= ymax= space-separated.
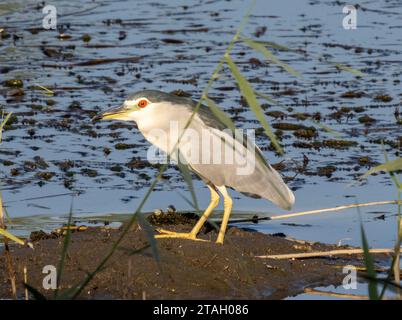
xmin=138 ymin=99 xmax=148 ymax=108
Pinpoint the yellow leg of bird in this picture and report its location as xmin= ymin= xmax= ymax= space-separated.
xmin=155 ymin=184 xmax=220 ymax=242
xmin=216 ymin=186 xmax=233 ymax=245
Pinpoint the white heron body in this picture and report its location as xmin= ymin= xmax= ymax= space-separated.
xmin=124 ymin=99 xmax=294 ymax=210
xmin=96 ymin=90 xmax=295 ymax=244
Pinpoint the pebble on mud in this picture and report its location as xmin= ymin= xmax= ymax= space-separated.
xmin=5 ymin=114 xmax=18 ymax=127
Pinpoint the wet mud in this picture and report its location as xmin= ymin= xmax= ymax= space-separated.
xmin=0 ymin=213 xmax=379 ymax=300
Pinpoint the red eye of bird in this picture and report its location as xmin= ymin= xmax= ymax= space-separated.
xmin=138 ymin=99 xmax=148 ymax=108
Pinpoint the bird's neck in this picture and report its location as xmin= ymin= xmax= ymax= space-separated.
xmin=136 ymin=104 xmax=198 ymax=157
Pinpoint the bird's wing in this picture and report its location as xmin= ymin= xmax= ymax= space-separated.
xmin=185 ymin=98 xmax=272 ymax=168
xmin=182 ymin=99 xmax=295 ymax=210
xmin=183 ymin=99 xmax=266 ymax=160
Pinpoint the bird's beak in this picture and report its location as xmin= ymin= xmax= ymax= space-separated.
xmin=92 ymin=104 xmax=126 ymax=123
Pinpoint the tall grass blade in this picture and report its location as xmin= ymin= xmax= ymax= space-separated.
xmin=382 ymin=148 xmax=401 ymax=189
xmin=225 ymin=54 xmax=283 ymax=155
xmin=0 ymin=227 xmax=26 ymax=246
xmin=363 ymin=275 xmax=402 ymax=291
xmin=0 ymin=111 xmax=12 ymax=143
xmin=360 ymin=220 xmax=379 ymax=299
xmin=177 ymin=155 xmax=200 ymax=212
xmin=118 ymin=243 xmax=151 ymax=256
xmin=55 ymin=199 xmax=74 ymax=298
xmin=238 ymin=35 xmax=365 ymax=77
xmin=1 ymin=110 xmax=19 ymax=298
xmin=241 ymin=36 xmax=301 ymax=78
xmin=313 ymin=120 xmax=342 ymax=138
xmin=394 ymin=188 xmax=401 ymax=298
xmin=256 ymin=90 xmax=341 ymax=138
xmin=334 ymin=63 xmax=366 ymax=77
xmin=136 ymin=212 xmax=160 ymax=264
xmin=246 ymin=38 xmax=365 ymax=77
xmin=34 ymin=84 xmax=54 ymax=96
xmin=254 ymin=91 xmax=281 ymax=106
xmin=24 ymin=283 xmax=47 ymax=300
xmin=378 ymin=148 xmax=401 ymax=298
xmin=250 ymin=40 xmax=294 ymax=51
xmin=175 ymin=191 xmax=196 ymax=208
xmin=204 ymin=96 xmax=236 ymax=132
xmin=379 ymin=245 xmax=402 ymax=299
xmin=361 ymin=157 xmax=402 ymax=179
xmin=205 ymin=95 xmax=271 ymax=168
xmin=3 ymin=206 xmax=13 ymax=225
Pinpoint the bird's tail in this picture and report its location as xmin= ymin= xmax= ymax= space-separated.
xmin=263 ymin=165 xmax=295 ymax=210
xmin=257 ymin=164 xmax=295 ymax=211
xmin=234 ymin=162 xmax=295 ymax=211
xmin=265 ymin=164 xmax=295 ymax=210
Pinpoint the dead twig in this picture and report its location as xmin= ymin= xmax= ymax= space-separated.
xmin=257 ymin=247 xmax=401 ymax=259
xmin=0 ymin=193 xmax=17 ymax=299
xmin=304 ymin=288 xmax=369 ymax=299
xmin=270 ymin=200 xmax=401 ymax=221
xmin=227 ymin=200 xmax=401 ymax=224
xmin=333 ymin=265 xmax=402 ymax=275
xmin=24 ymin=266 xmax=28 ymax=300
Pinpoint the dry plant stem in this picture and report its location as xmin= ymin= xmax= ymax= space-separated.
xmin=270 ymin=200 xmax=401 ymax=220
xmin=394 ymin=193 xmax=401 ymax=298
xmin=0 ymin=194 xmax=17 ymax=299
xmin=333 ymin=265 xmax=402 ymax=275
xmin=395 ymin=227 xmax=401 ymax=298
xmin=227 ymin=200 xmax=401 ymax=225
xmin=304 ymin=288 xmax=369 ymax=300
xmin=257 ymin=248 xmax=402 ymax=260
xmin=24 ymin=266 xmax=28 ymax=300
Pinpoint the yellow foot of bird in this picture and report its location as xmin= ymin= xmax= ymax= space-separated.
xmin=155 ymin=229 xmax=208 ymax=242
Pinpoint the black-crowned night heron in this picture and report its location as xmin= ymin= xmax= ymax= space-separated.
xmin=94 ymin=90 xmax=295 ymax=244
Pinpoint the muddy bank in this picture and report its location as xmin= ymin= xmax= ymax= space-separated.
xmin=0 ymin=213 xmax=374 ymax=300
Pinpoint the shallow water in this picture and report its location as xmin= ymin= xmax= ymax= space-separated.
xmin=1 ymin=0 xmax=401 ymax=273
xmin=287 ymin=283 xmax=382 ymax=300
